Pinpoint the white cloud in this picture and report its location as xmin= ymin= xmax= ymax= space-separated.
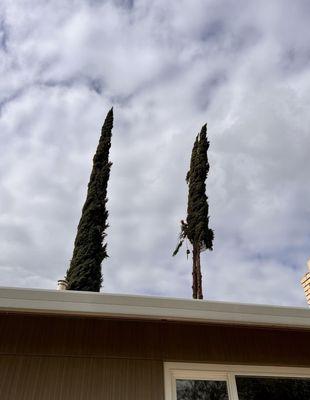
xmin=0 ymin=0 xmax=310 ymax=306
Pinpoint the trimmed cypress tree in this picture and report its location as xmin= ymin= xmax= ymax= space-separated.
xmin=173 ymin=124 xmax=214 ymax=299
xmin=66 ymin=108 xmax=114 ymax=292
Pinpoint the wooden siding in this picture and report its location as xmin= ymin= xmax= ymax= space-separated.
xmin=0 ymin=313 xmax=310 ymax=399
xmin=0 ymin=356 xmax=163 ymax=400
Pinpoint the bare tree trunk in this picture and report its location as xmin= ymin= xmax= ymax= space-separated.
xmin=192 ymin=243 xmax=204 ymax=299
xmin=192 ymin=245 xmax=197 ymax=299
xmin=196 ymin=246 xmax=203 ymax=299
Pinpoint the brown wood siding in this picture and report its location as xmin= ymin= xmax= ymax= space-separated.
xmin=1 ymin=313 xmax=310 ymax=366
xmin=0 ymin=355 xmax=164 ymax=400
xmin=0 ymin=313 xmax=310 ymax=399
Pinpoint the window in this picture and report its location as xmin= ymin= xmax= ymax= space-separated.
xmin=177 ymin=379 xmax=229 ymax=400
xmin=165 ymin=363 xmax=310 ymax=400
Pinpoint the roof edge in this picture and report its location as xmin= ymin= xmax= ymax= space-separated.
xmin=0 ymin=287 xmax=309 ymax=328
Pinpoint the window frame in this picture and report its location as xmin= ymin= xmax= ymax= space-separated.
xmin=164 ymin=362 xmax=310 ymax=400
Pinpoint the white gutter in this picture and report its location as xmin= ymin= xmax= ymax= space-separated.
xmin=0 ymin=286 xmax=309 ymax=329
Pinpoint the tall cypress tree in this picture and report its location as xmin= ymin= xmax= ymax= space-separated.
xmin=66 ymin=108 xmax=114 ymax=292
xmin=173 ymin=124 xmax=214 ymax=299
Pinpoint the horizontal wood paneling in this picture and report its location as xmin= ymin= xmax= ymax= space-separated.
xmin=0 ymin=355 xmax=164 ymax=400
xmin=162 ymin=321 xmax=310 ymax=366
xmin=0 ymin=314 xmax=162 ymax=359
xmin=0 ymin=313 xmax=310 ymax=366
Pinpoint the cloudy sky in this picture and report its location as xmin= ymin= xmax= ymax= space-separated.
xmin=1 ymin=0 xmax=310 ymax=307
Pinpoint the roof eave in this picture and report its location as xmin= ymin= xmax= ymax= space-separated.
xmin=0 ymin=287 xmax=309 ymax=329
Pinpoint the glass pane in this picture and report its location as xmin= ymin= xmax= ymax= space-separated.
xmin=176 ymin=379 xmax=229 ymax=400
xmin=236 ymin=376 xmax=310 ymax=400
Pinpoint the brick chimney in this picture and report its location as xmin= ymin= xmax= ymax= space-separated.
xmin=301 ymin=260 xmax=310 ymax=305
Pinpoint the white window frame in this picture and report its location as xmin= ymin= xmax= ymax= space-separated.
xmin=164 ymin=362 xmax=310 ymax=400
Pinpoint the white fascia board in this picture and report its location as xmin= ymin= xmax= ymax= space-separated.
xmin=0 ymin=286 xmax=309 ymax=329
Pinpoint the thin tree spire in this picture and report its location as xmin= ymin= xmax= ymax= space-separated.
xmin=173 ymin=123 xmax=214 ymax=299
xmin=66 ymin=108 xmax=114 ymax=292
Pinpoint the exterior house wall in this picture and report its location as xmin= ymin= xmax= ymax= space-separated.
xmin=0 ymin=312 xmax=310 ymax=399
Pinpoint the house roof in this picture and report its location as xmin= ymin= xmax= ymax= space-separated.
xmin=0 ymin=286 xmax=309 ymax=329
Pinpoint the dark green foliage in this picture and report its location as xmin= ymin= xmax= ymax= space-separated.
xmin=66 ymin=108 xmax=114 ymax=292
xmin=173 ymin=124 xmax=214 ymax=299
xmin=173 ymin=124 xmax=214 ymax=254
xmin=172 ymin=220 xmax=187 ymax=256
xmin=188 ymin=124 xmax=214 ymax=251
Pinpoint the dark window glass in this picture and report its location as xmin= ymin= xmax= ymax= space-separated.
xmin=176 ymin=379 xmax=229 ymax=400
xmin=236 ymin=376 xmax=310 ymax=400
